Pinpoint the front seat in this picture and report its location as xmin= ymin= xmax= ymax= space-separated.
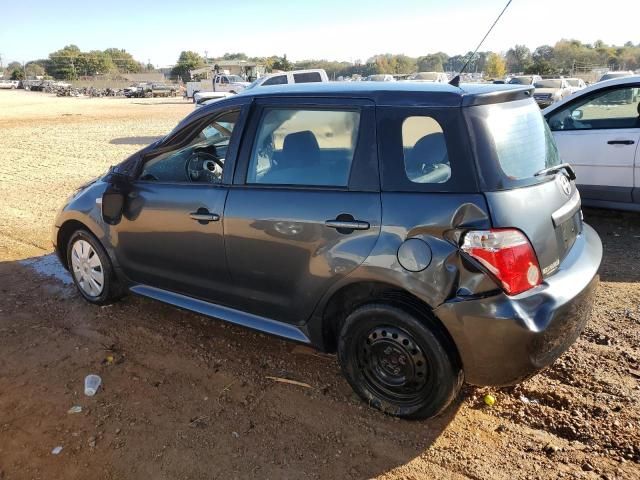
xmin=263 ymin=130 xmax=320 ymax=184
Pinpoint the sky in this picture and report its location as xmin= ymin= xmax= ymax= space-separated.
xmin=0 ymin=0 xmax=638 ymax=67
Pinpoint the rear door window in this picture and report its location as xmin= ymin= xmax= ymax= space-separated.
xmin=263 ymin=75 xmax=288 ymax=86
xmin=247 ymin=108 xmax=360 ymax=186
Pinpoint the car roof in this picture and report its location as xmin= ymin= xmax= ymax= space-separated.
xmin=542 ymin=75 xmax=640 ymax=114
xmin=235 ymin=81 xmax=531 ymax=107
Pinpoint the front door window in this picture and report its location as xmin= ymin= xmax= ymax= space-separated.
xmin=140 ymin=110 xmax=239 ymax=183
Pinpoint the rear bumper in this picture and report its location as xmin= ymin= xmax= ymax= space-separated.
xmin=435 ymin=223 xmax=602 ymax=386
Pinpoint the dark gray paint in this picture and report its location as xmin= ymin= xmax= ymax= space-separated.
xmin=223 ymin=188 xmax=382 ymax=324
xmin=484 ymin=175 xmax=581 ymax=277
xmin=52 ymin=83 xmax=603 ymax=388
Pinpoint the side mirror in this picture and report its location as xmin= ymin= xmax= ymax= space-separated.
xmin=101 ymin=172 xmax=131 ymax=225
xmin=571 ymin=109 xmax=583 ymax=120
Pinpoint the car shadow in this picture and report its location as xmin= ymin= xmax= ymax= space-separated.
xmin=583 ymin=207 xmax=640 ymax=283
xmin=110 ymin=136 xmax=162 ymax=145
xmin=1 ymin=256 xmax=460 ymax=479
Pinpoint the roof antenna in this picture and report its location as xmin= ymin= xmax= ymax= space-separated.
xmin=449 ymin=0 xmax=513 ymax=87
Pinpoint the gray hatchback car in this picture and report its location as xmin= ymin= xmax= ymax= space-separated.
xmin=53 ymin=82 xmax=602 ymax=419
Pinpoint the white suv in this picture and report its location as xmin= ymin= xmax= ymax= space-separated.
xmin=245 ymin=69 xmax=328 ymax=90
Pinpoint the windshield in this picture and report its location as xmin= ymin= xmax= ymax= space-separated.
xmin=534 ymin=80 xmax=562 ymax=88
xmin=600 ymin=72 xmax=631 ymax=81
xmin=227 ymin=75 xmax=244 ymax=83
xmin=509 ymin=76 xmax=533 ymax=85
xmin=566 ymin=79 xmax=580 ymax=87
xmin=465 ymin=99 xmax=561 ymax=190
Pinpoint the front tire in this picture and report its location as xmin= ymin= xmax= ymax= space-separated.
xmin=67 ymin=230 xmax=123 ymax=305
xmin=338 ymin=303 xmax=462 ymax=419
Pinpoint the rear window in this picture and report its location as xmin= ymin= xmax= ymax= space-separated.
xmin=293 ymin=72 xmax=322 ymax=83
xmin=465 ymin=99 xmax=561 ymax=190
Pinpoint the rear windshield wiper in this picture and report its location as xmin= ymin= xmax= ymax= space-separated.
xmin=534 ymin=163 xmax=576 ymax=180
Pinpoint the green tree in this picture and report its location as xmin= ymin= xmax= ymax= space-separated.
xmin=417 ymin=54 xmax=444 ymax=72
xmin=505 ymin=45 xmax=532 ymax=73
xmin=48 ymin=45 xmax=81 ymax=79
xmin=272 ymin=54 xmax=292 ymax=71
xmin=223 ymin=52 xmax=248 ymax=60
xmin=103 ymin=48 xmax=141 ymax=73
xmin=10 ymin=68 xmax=24 ymax=80
xmin=485 ymin=53 xmax=506 ymax=78
xmin=24 ymin=62 xmax=45 ymax=77
xmin=171 ymin=50 xmax=206 ymax=81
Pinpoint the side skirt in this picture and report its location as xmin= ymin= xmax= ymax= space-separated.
xmin=130 ymin=284 xmax=311 ymax=344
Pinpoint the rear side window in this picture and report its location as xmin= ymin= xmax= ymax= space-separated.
xmin=247 ymin=109 xmax=360 ymax=186
xmin=465 ymin=99 xmax=561 ymax=189
xmin=402 ymin=117 xmax=451 ymax=184
xmin=293 ymin=72 xmax=322 ymax=83
xmin=263 ymin=75 xmax=288 ymax=86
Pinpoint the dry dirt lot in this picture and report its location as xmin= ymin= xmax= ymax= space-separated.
xmin=0 ymin=90 xmax=639 ymax=480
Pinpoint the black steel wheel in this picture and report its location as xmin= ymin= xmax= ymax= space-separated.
xmin=338 ymin=303 xmax=462 ymax=419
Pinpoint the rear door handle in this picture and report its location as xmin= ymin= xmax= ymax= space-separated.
xmin=325 ymin=220 xmax=370 ymax=231
xmin=607 ymin=140 xmax=635 ymax=145
xmin=190 ymin=211 xmax=220 ymax=223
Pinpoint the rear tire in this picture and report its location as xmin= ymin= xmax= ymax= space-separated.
xmin=338 ymin=303 xmax=462 ymax=419
xmin=67 ymin=230 xmax=124 ymax=305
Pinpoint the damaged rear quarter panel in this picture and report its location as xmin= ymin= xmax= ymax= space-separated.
xmin=339 ymin=193 xmax=498 ymax=308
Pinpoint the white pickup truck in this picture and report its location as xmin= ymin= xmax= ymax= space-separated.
xmin=186 ymin=74 xmax=250 ymax=99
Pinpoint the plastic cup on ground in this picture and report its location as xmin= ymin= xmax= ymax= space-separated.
xmin=84 ymin=375 xmax=102 ymax=396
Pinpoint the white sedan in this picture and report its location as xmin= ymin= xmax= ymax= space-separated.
xmin=543 ymin=75 xmax=640 ymax=212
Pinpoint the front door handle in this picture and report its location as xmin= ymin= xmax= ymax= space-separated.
xmin=607 ymin=140 xmax=635 ymax=145
xmin=325 ymin=219 xmax=370 ymax=231
xmin=190 ymin=211 xmax=220 ymax=223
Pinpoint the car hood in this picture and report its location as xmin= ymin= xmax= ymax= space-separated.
xmin=230 ymin=81 xmax=250 ymax=87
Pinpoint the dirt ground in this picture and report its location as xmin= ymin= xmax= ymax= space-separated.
xmin=0 ymin=90 xmax=638 ymax=480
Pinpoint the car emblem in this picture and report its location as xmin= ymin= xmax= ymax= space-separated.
xmin=558 ymin=175 xmax=571 ymax=196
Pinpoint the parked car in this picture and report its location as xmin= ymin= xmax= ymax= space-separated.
xmin=53 ymin=82 xmax=602 ymax=419
xmin=565 ymin=78 xmax=587 ymax=94
xmin=0 ymin=79 xmax=18 ymax=89
xmin=508 ymin=75 xmax=542 ymax=86
xmin=532 ymin=78 xmax=572 ymax=108
xmin=244 ymin=69 xmax=329 ymax=90
xmin=598 ymin=71 xmax=634 ymax=83
xmin=544 ymin=75 xmax=640 ymax=211
xmin=193 ymin=91 xmax=233 ymax=109
xmin=407 ymin=72 xmax=449 ymax=83
xmin=364 ymin=74 xmax=395 ymax=82
xmin=123 ymin=85 xmax=145 ymax=98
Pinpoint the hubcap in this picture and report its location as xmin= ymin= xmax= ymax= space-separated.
xmin=358 ymin=326 xmax=429 ymax=404
xmin=70 ymin=239 xmax=104 ymax=297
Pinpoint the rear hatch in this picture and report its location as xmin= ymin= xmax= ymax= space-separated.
xmin=464 ymin=97 xmax=582 ymax=278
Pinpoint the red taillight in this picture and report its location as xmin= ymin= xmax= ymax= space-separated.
xmin=461 ymin=229 xmax=542 ymax=296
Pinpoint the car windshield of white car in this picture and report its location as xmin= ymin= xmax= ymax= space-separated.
xmin=535 ymin=80 xmax=562 ymax=88
xmin=509 ymin=77 xmax=532 ymax=85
